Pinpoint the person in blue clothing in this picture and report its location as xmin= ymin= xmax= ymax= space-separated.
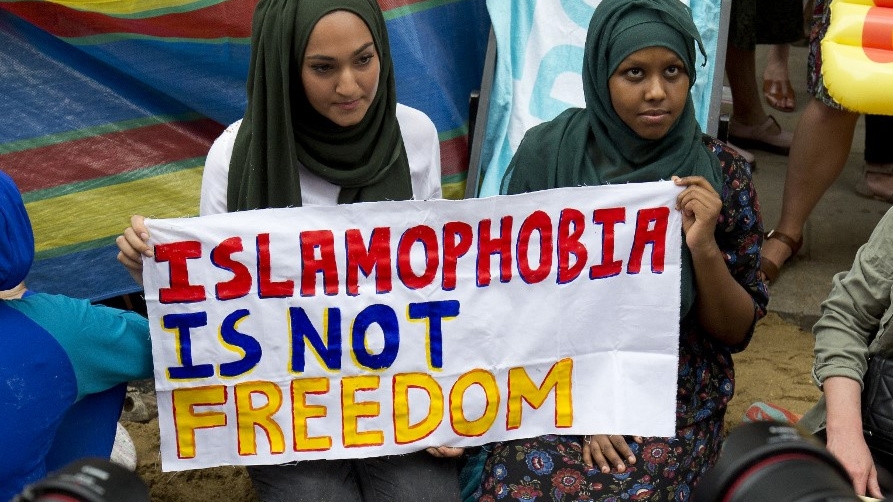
xmin=0 ymin=170 xmax=154 ymax=501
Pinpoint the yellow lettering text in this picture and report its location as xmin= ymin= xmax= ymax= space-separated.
xmin=507 ymin=358 xmax=573 ymax=430
xmin=393 ymin=373 xmax=444 ymax=444
xmin=342 ymin=375 xmax=384 ymax=447
xmin=235 ymin=380 xmax=285 ymax=455
xmin=172 ymin=385 xmax=228 ymax=459
xmin=292 ymin=377 xmax=333 ymax=452
xmin=449 ymin=369 xmax=499 ymax=436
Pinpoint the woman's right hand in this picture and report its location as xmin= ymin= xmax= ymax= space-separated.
xmin=827 ymin=430 xmax=881 ymax=498
xmin=116 ymin=215 xmax=152 ymax=286
xmin=824 ymin=376 xmax=883 ymax=498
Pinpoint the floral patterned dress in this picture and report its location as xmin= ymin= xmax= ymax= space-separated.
xmin=806 ymin=0 xmax=841 ymax=110
xmin=475 ymin=138 xmax=769 ymax=502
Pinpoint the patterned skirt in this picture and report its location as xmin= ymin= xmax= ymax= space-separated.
xmin=475 ymin=418 xmax=723 ymax=502
xmin=806 ymin=0 xmax=844 ymax=110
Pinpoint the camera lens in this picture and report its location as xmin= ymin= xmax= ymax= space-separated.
xmin=13 ymin=458 xmax=149 ymax=502
xmin=694 ymin=421 xmax=860 ymax=502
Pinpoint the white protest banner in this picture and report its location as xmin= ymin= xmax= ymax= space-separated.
xmin=143 ymin=181 xmax=682 ymax=471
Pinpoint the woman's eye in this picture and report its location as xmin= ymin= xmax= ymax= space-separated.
xmin=356 ymin=53 xmax=374 ymax=66
xmin=625 ymin=68 xmax=643 ymax=78
xmin=311 ymin=64 xmax=332 ymax=74
xmin=665 ymin=65 xmax=685 ymax=78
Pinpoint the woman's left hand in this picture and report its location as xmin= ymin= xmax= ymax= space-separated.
xmin=426 ymin=446 xmax=465 ymax=458
xmin=673 ymin=176 xmax=721 ymax=254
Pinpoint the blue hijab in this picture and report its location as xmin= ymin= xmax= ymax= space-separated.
xmin=0 ymin=170 xmax=34 ymax=290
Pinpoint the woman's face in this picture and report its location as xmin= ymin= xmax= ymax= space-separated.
xmin=302 ymin=11 xmax=380 ymax=127
xmin=608 ymin=46 xmax=690 ymax=140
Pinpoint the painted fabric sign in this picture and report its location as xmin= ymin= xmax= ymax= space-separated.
xmin=143 ymin=181 xmax=682 ymax=471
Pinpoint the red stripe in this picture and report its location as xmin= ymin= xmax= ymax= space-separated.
xmin=439 ymin=135 xmax=469 ymax=177
xmin=0 ymin=0 xmax=449 ymax=40
xmin=1 ymin=119 xmax=225 ymax=193
xmin=3 ymin=0 xmax=434 ymax=39
xmin=378 ymin=0 xmax=429 ymax=11
xmin=0 ymin=1 xmax=254 ymax=40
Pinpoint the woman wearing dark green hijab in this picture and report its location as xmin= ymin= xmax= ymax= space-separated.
xmin=225 ymin=0 xmax=415 ymax=211
xmin=477 ymin=0 xmax=768 ymax=499
xmin=213 ymin=1 xmax=460 ymax=501
xmin=115 ymin=0 xmax=459 ymax=500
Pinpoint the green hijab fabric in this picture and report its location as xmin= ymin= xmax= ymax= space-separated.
xmin=227 ymin=0 xmax=412 ymax=211
xmin=502 ymin=0 xmax=721 ymax=317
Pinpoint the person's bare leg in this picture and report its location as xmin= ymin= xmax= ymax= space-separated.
xmin=726 ymin=44 xmax=792 ymax=155
xmin=762 ymin=98 xmax=859 ymax=272
xmin=763 ymin=44 xmax=794 ymax=110
xmin=726 ymin=45 xmax=768 ymax=127
xmin=763 ymin=44 xmax=790 ymax=82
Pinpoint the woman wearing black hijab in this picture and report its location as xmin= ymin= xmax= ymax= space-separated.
xmin=476 ymin=0 xmax=768 ymax=499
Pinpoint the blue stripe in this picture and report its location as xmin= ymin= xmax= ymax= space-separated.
xmin=74 ymin=38 xmax=251 ymax=124
xmin=387 ymin=0 xmax=491 ymax=133
xmin=26 ymin=243 xmax=141 ymax=302
xmin=0 ymin=11 xmax=196 ymax=141
xmin=0 ymin=3 xmax=486 ymax=140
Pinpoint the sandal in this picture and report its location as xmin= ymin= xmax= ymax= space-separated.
xmin=763 ymin=78 xmax=796 ymax=112
xmin=855 ymin=164 xmax=893 ymax=203
xmin=728 ymin=116 xmax=793 ymax=156
xmin=760 ymin=230 xmax=803 ymax=284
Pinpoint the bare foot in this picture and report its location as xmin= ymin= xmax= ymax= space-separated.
xmin=762 ymin=45 xmax=795 ymax=112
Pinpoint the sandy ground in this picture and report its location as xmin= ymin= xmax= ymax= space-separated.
xmin=120 ymin=312 xmax=823 ymax=501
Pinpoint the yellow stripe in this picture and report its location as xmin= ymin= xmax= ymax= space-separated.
xmin=46 ymin=0 xmax=202 ymax=16
xmin=27 ymin=167 xmax=203 ymax=253
xmin=442 ymin=182 xmax=467 ymax=201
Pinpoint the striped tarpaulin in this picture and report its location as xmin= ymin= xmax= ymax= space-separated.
xmin=0 ymin=0 xmax=490 ymax=301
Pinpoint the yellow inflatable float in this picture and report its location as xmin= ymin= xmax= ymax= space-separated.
xmin=822 ymin=0 xmax=893 ymax=114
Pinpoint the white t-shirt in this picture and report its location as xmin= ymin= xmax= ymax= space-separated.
xmin=200 ymin=103 xmax=443 ymax=216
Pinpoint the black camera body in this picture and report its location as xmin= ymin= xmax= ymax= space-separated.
xmin=12 ymin=458 xmax=149 ymax=502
